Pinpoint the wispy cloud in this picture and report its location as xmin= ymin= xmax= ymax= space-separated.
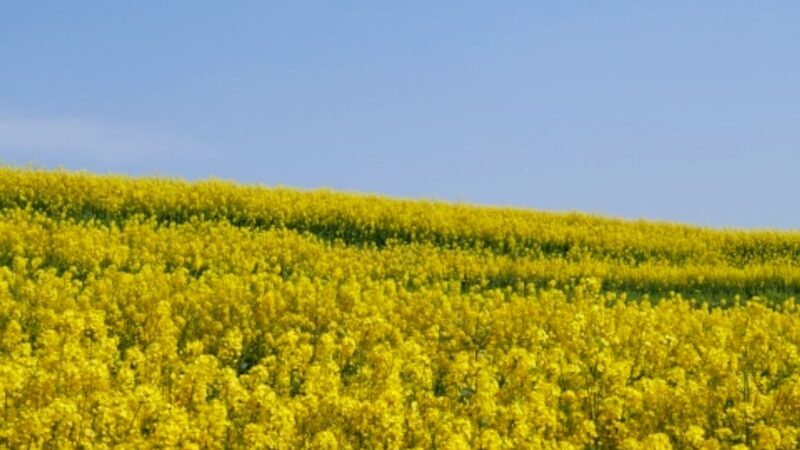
xmin=0 ymin=116 xmax=214 ymax=165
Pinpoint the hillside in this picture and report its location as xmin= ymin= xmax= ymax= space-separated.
xmin=1 ymin=167 xmax=799 ymax=449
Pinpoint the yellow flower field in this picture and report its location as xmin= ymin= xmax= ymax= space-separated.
xmin=2 ymin=167 xmax=800 ymax=449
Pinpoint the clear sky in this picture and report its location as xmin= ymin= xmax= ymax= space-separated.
xmin=2 ymin=2 xmax=798 ymax=229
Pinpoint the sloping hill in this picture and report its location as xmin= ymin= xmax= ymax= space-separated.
xmin=1 ymin=167 xmax=798 ymax=448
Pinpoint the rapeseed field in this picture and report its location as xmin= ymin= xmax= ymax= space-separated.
xmin=2 ymin=167 xmax=800 ymax=449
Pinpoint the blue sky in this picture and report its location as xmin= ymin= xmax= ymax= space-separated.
xmin=1 ymin=2 xmax=798 ymax=229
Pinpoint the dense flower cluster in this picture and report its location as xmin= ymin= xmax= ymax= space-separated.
xmin=1 ymin=168 xmax=800 ymax=449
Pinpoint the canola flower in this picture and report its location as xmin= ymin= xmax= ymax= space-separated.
xmin=1 ymin=167 xmax=800 ymax=449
